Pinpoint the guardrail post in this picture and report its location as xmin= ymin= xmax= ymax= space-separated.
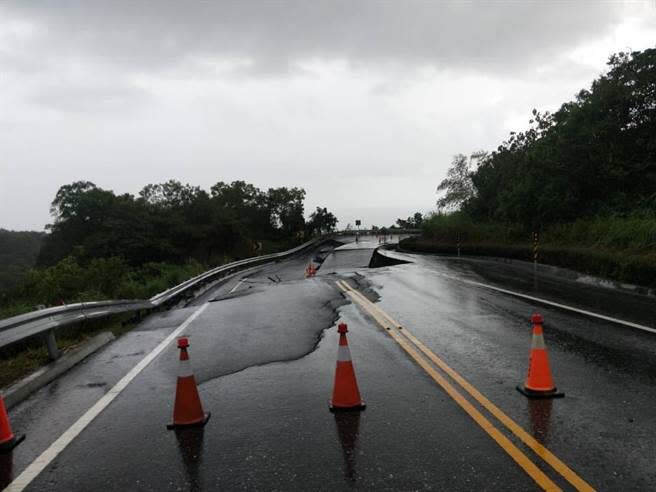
xmin=532 ymin=232 xmax=539 ymax=272
xmin=44 ymin=329 xmax=60 ymax=360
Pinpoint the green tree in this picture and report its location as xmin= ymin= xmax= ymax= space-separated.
xmin=436 ymin=152 xmax=484 ymax=211
xmin=38 ymin=179 xmax=314 ymax=269
xmin=458 ymin=48 xmax=656 ymax=229
xmin=0 ymin=230 xmax=44 ymax=296
xmin=306 ymin=207 xmax=338 ymax=235
xmin=267 ymin=187 xmax=306 ymax=236
xmin=139 ymin=180 xmax=204 ymax=209
xmin=210 ymin=180 xmax=271 ymax=240
xmin=395 ymin=212 xmax=424 ymax=229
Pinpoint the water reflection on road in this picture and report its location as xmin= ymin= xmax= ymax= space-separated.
xmin=175 ymin=427 xmax=206 ymax=491
xmin=527 ymin=399 xmax=554 ymax=444
xmin=0 ymin=451 xmax=13 ymax=490
xmin=333 ymin=412 xmax=362 ymax=484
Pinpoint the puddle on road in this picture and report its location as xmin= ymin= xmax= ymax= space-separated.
xmin=527 ymin=399 xmax=554 ymax=444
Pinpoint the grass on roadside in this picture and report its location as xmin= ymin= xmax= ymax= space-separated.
xmin=407 ymin=212 xmax=656 ymax=289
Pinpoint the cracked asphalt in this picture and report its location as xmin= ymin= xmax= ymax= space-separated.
xmin=3 ymin=236 xmax=656 ymax=491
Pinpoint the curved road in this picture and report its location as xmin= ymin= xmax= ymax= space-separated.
xmin=3 ymin=236 xmax=655 ymax=490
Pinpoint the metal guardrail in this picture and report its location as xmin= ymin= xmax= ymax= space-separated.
xmin=334 ymin=229 xmax=421 ymax=236
xmin=0 ymin=236 xmax=329 ymax=359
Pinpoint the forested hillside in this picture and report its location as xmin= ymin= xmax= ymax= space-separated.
xmin=38 ymin=180 xmax=313 ymax=266
xmin=0 ymin=230 xmax=44 ymax=294
xmin=411 ymin=48 xmax=656 ymax=286
xmin=1 ymin=180 xmax=337 ymax=317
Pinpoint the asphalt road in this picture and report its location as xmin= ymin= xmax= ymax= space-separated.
xmin=3 ymin=236 xmax=655 ymax=491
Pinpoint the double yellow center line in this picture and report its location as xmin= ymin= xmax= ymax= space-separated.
xmin=335 ymin=280 xmax=594 ymax=492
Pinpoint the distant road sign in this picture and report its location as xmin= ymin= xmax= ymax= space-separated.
xmin=355 ymin=220 xmax=361 ymax=227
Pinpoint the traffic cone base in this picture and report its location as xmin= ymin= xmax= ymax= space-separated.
xmin=0 ymin=434 xmax=25 ymax=454
xmin=167 ymin=412 xmax=211 ymax=430
xmin=329 ymin=401 xmax=366 ymax=413
xmin=516 ymin=385 xmax=564 ymax=399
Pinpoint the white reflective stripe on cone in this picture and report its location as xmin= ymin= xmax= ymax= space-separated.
xmin=178 ymin=358 xmax=194 ymax=378
xmin=531 ymin=334 xmax=546 ymax=350
xmin=337 ymin=344 xmax=352 ymax=362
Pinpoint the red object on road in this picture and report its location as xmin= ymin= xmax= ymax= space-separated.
xmin=517 ymin=314 xmax=564 ymax=399
xmin=330 ymin=323 xmax=366 ymax=412
xmin=0 ymin=394 xmax=24 ymax=453
xmin=167 ymin=337 xmax=211 ymax=429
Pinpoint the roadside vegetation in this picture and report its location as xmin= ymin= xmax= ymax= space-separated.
xmin=0 ymin=314 xmax=138 ymax=388
xmin=0 ymin=180 xmax=338 ymax=319
xmin=0 ymin=229 xmax=44 ymax=295
xmin=404 ymin=48 xmax=656 ymax=288
xmin=404 ymin=212 xmax=656 ymax=287
xmin=0 ymin=180 xmax=337 ymax=386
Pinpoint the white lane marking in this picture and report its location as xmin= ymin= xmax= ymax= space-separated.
xmin=337 ymin=344 xmax=352 ymax=362
xmin=444 ymin=273 xmax=656 ymax=334
xmin=5 ymin=303 xmax=210 ymax=492
xmin=229 ymin=278 xmax=246 ymax=294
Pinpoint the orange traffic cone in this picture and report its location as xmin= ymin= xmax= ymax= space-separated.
xmin=517 ymin=314 xmax=564 ymax=399
xmin=330 ymin=323 xmax=366 ymax=412
xmin=167 ymin=337 xmax=211 ymax=429
xmin=0 ymin=394 xmax=24 ymax=453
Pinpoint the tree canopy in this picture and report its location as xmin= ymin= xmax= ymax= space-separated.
xmin=38 ymin=180 xmax=334 ymax=267
xmin=438 ymin=48 xmax=656 ymax=229
xmin=306 ymin=207 xmax=338 ymax=235
xmin=0 ymin=229 xmax=44 ymax=294
xmin=395 ymin=212 xmax=423 ymax=229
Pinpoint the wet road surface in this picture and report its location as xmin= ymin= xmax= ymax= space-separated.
xmin=3 ymin=236 xmax=656 ymax=491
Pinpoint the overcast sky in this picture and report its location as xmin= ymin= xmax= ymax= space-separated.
xmin=1 ymin=1 xmax=655 ymax=231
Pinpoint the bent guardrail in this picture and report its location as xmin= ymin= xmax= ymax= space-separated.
xmin=0 ymin=236 xmax=330 ymax=359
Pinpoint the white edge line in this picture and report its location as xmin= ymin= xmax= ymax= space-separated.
xmin=452 ymin=275 xmax=656 ymax=334
xmin=343 ymin=271 xmax=653 ymax=334
xmin=5 ymin=303 xmax=210 ymax=492
xmin=229 ymin=278 xmax=245 ymax=294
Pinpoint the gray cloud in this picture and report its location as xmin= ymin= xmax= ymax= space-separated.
xmin=31 ymin=81 xmax=151 ymax=113
xmin=2 ymin=1 xmax=624 ymax=74
xmin=0 ymin=1 xmax=654 ymax=230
